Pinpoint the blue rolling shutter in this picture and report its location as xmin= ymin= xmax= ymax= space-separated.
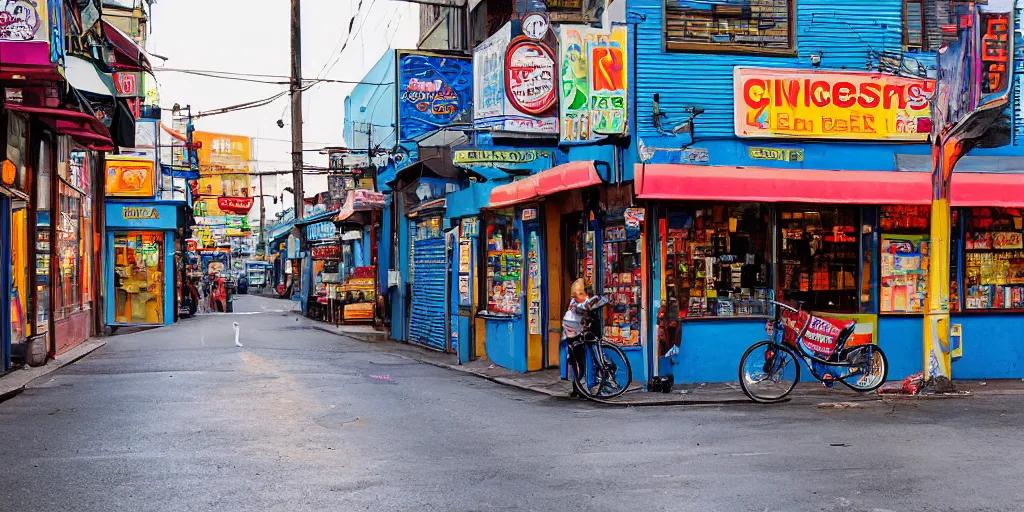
xmin=408 ymin=236 xmax=447 ymax=350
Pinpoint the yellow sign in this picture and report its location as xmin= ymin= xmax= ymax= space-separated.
xmin=105 ymin=157 xmax=156 ymax=197
xmin=748 ymin=147 xmax=804 ymax=162
xmin=123 ymin=207 xmax=160 ymax=220
xmin=193 ymin=131 xmax=251 ymax=173
xmin=734 ymin=67 xmax=935 ymax=141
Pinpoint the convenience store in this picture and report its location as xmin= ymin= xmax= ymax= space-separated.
xmin=634 ymin=163 xmax=1024 ymax=383
xmin=480 ymin=161 xmax=652 ymax=384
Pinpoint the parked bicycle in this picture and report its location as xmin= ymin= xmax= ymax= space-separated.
xmin=738 ymin=300 xmax=889 ymax=403
xmin=565 ymin=296 xmax=633 ymax=400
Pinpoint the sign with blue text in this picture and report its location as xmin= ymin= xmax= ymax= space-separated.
xmin=306 ymin=221 xmax=338 ymax=242
xmin=397 ymin=52 xmax=473 ymax=143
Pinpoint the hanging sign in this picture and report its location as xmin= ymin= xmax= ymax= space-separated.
xmin=306 ymin=221 xmax=337 ymax=242
xmin=505 ymin=37 xmax=557 ymax=115
xmin=217 ymin=196 xmax=255 ymax=215
xmin=522 ymin=208 xmax=538 ymax=221
xmin=734 ymin=67 xmax=935 ymax=141
xmin=114 ymin=72 xmax=138 ymax=96
xmin=453 ymin=149 xmax=542 ymax=165
xmin=396 ymin=52 xmax=473 ymax=143
xmin=311 ymin=245 xmax=341 ymax=260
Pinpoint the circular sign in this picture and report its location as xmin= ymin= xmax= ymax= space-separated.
xmin=504 ymin=37 xmax=557 ymax=115
xmin=521 ymin=13 xmax=549 ymax=40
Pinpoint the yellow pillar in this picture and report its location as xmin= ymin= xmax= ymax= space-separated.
xmin=923 ymin=197 xmax=951 ymax=382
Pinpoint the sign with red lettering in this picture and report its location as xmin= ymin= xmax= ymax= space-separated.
xmin=734 ymin=67 xmax=934 ymax=141
xmin=217 ymin=196 xmax=254 ymax=215
xmin=114 ymin=72 xmax=138 ymax=96
xmin=311 ymin=245 xmax=341 ymax=260
xmin=505 ymin=38 xmax=557 ymax=115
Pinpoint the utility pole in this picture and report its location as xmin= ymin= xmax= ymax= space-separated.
xmin=258 ymin=173 xmax=267 ymax=257
xmin=290 ymin=0 xmax=305 ymax=221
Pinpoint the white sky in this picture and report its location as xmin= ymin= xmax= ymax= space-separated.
xmin=147 ymin=0 xmax=419 ymax=217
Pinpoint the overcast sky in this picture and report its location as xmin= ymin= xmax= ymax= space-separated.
xmin=147 ymin=0 xmax=419 ymax=217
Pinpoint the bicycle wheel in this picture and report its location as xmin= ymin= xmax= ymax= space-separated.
xmin=837 ymin=345 xmax=889 ymax=392
xmin=576 ymin=343 xmax=633 ymax=400
xmin=738 ymin=341 xmax=800 ymax=403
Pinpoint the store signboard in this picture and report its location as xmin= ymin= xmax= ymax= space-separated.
xmin=105 ymin=202 xmax=177 ymax=229
xmin=734 ymin=67 xmax=935 ymax=141
xmin=105 ymin=157 xmax=156 ymax=197
xmin=396 ymin=51 xmax=473 ymax=144
xmin=311 ymin=245 xmax=340 ymax=260
xmin=217 ymin=196 xmax=255 ymax=215
xmin=473 ymin=22 xmax=558 ymax=134
xmin=558 ymin=25 xmax=629 ymax=142
xmin=306 ymin=221 xmax=337 ymax=242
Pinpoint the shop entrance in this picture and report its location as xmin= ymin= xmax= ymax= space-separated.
xmin=111 ymin=231 xmax=166 ymax=325
xmin=560 ymin=212 xmax=595 ymax=314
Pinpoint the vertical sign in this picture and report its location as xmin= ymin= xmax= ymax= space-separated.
xmin=527 ymin=231 xmax=541 ymax=335
xmin=559 ymin=25 xmax=628 ymax=142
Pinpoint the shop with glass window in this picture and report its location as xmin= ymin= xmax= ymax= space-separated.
xmin=52 ymin=144 xmax=97 ymax=354
xmin=104 ymin=202 xmax=178 ymax=326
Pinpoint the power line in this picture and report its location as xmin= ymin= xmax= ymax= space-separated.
xmin=151 ymin=67 xmax=391 ymax=86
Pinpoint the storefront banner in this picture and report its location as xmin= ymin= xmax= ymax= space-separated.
xmin=306 ymin=221 xmax=337 ymax=242
xmin=105 ymin=156 xmax=156 ymax=197
xmin=192 ymin=131 xmax=251 ymax=172
xmin=452 ymin=148 xmax=555 ymax=174
xmin=311 ymin=245 xmax=338 ymax=260
xmin=558 ymin=25 xmax=628 ymax=142
xmin=396 ymin=52 xmax=473 ymax=144
xmin=105 ymin=202 xmax=178 ymax=230
xmin=734 ymin=67 xmax=935 ymax=141
xmin=473 ymin=21 xmax=558 ymax=134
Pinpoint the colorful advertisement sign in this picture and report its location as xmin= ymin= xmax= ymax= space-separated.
xmin=105 ymin=156 xmax=156 ymax=197
xmin=0 ymin=0 xmax=48 ymax=42
xmin=559 ymin=25 xmax=628 ymax=142
xmin=397 ymin=52 xmax=473 ymax=143
xmin=452 ymin=148 xmax=552 ymax=166
xmin=193 ymin=131 xmax=251 ymax=173
xmin=734 ymin=67 xmax=935 ymax=141
xmin=473 ymin=22 xmax=558 ymax=134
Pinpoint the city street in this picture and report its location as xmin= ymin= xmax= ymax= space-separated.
xmin=1 ymin=295 xmax=1022 ymax=512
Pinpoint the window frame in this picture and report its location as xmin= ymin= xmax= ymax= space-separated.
xmin=903 ymin=0 xmax=927 ymax=51
xmin=663 ymin=0 xmax=797 ymax=56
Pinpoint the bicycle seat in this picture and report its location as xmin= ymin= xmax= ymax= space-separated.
xmin=831 ymin=323 xmax=856 ymax=358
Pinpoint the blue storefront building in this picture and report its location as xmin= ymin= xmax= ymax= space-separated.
xmin=104 ymin=201 xmax=180 ymax=326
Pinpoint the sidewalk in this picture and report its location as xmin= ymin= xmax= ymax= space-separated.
xmin=307 ymin=315 xmax=1020 ymax=405
xmin=0 ymin=339 xmax=107 ymax=403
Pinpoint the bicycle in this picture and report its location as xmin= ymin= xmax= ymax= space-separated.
xmin=564 ymin=296 xmax=633 ymax=400
xmin=738 ymin=300 xmax=889 ymax=403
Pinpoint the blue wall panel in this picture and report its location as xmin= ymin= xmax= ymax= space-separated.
xmin=672 ymin=319 xmax=765 ymax=383
xmin=486 ymin=317 xmax=528 ymax=373
xmin=877 ymin=317 xmax=924 ymax=381
xmin=952 ymin=314 xmax=1024 ymax=379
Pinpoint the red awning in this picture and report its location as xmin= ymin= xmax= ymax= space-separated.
xmin=634 ymin=164 xmax=933 ymax=205
xmin=102 ymin=20 xmax=152 ymax=72
xmin=489 ymin=161 xmax=602 ymax=208
xmin=950 ymin=173 xmax=1024 ymax=207
xmin=5 ymin=103 xmax=114 ymax=150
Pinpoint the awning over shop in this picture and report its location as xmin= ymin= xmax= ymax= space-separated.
xmin=102 ymin=20 xmax=153 ymax=72
xmin=64 ymin=56 xmax=117 ymax=96
xmin=3 ymin=103 xmax=114 ymax=150
xmin=950 ymin=173 xmax=1024 ymax=207
xmin=633 ymin=164 xmax=933 ymax=205
xmin=488 ymin=161 xmax=602 ymax=208
xmin=335 ymin=189 xmax=386 ymax=222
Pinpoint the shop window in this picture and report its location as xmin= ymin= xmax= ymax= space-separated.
xmin=35 ymin=135 xmax=52 ymax=335
xmin=55 ymin=183 xmax=83 ymax=318
xmin=3 ymin=111 xmax=28 ymax=193
xmin=664 ymin=203 xmax=771 ymax=319
xmin=664 ymin=0 xmax=795 ymax=55
xmin=903 ymin=0 xmax=926 ymax=50
xmin=483 ymin=208 xmax=522 ymax=315
xmin=112 ymin=232 xmax=164 ymax=325
xmin=602 ymin=208 xmax=645 ymax=345
xmin=879 ymin=205 xmax=930 ymax=314
xmin=778 ymin=206 xmax=859 ymax=313
xmin=963 ymin=207 xmax=1024 ymax=310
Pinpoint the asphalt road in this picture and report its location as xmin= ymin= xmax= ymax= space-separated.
xmin=1 ymin=295 xmax=1022 ymax=512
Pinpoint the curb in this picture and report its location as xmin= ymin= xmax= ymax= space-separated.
xmin=308 ymin=324 xmax=387 ymax=343
xmin=0 ymin=339 xmax=107 ymax=405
